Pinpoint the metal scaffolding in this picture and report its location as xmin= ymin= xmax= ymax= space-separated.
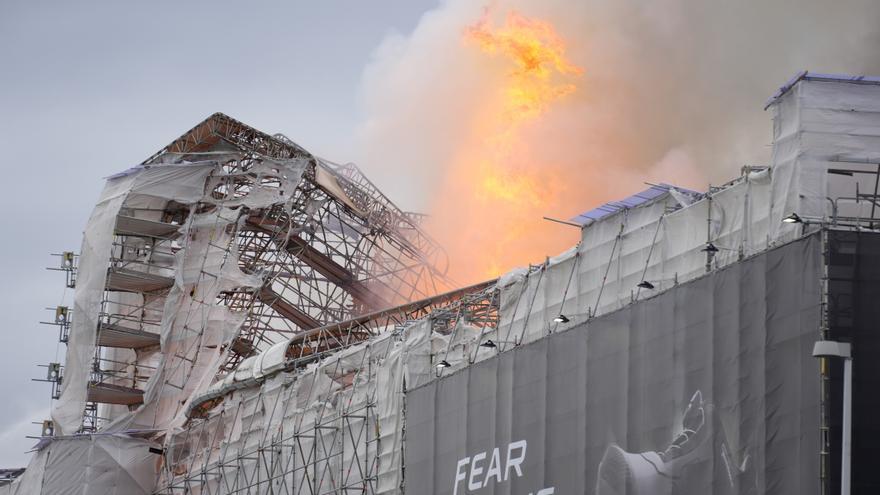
xmin=35 ymin=117 xmax=499 ymax=495
xmin=157 ymin=280 xmax=500 ymax=494
xmin=46 ymin=113 xmax=455 ymax=435
xmin=140 ymin=113 xmax=450 ymax=370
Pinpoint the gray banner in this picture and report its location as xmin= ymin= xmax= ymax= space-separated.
xmin=406 ymin=233 xmax=822 ymax=495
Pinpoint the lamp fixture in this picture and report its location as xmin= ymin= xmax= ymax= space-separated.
xmin=701 ymin=242 xmax=720 ymax=253
xmin=782 ymin=212 xmax=803 ymax=224
xmin=553 ymin=314 xmax=570 ymax=323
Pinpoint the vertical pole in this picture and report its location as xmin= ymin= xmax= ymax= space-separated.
xmin=842 ymin=357 xmax=852 ymax=495
xmin=706 ymin=192 xmax=713 ymax=273
xmin=869 ymin=163 xmax=880 ymax=229
xmin=820 ymin=230 xmax=830 ymax=495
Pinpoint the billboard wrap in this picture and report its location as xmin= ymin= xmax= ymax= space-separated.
xmin=406 ymin=233 xmax=822 ymax=495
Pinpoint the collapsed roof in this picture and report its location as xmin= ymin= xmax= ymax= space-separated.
xmin=52 ymin=112 xmax=454 ymax=436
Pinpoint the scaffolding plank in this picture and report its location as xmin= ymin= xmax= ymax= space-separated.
xmin=115 ymin=215 xmax=180 ymax=239
xmin=87 ymin=382 xmax=144 ymax=406
xmin=106 ymin=267 xmax=174 ymax=293
xmin=97 ymin=322 xmax=160 ymax=349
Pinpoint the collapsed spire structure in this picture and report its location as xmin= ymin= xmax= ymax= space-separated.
xmin=51 ymin=113 xmax=455 ymax=435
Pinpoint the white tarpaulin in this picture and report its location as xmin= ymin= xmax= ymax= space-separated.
xmin=53 ymin=163 xmax=216 ymax=435
xmin=768 ymin=73 xmax=880 ymax=240
xmin=53 ymin=156 xmax=309 ymax=436
xmin=2 ymin=434 xmax=160 ymax=495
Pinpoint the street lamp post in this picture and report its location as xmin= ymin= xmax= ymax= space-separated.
xmin=812 ymin=340 xmax=853 ymax=495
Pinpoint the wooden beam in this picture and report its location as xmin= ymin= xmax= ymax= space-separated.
xmin=246 ymin=216 xmax=390 ymax=310
xmin=257 ymin=286 xmax=321 ymax=330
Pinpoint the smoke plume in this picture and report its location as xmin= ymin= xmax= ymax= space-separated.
xmin=355 ymin=0 xmax=880 ymax=284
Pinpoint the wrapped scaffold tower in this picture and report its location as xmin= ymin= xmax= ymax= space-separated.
xmin=9 ymin=113 xmax=458 ymax=494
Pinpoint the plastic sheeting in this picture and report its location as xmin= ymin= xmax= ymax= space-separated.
xmin=493 ymin=171 xmax=775 ymax=351
xmin=314 ymin=164 xmax=365 ymax=217
xmin=53 ymin=156 xmax=309 ymax=436
xmin=768 ymin=74 xmax=880 ymax=241
xmin=1 ymin=434 xmax=161 ymax=495
xmin=157 ymin=318 xmax=433 ymax=494
xmin=113 ymin=156 xmax=307 ymax=432
xmin=126 ymin=207 xmax=260 ymax=432
xmin=53 ymin=163 xmax=217 ymax=435
xmin=407 ymin=233 xmax=822 ymax=495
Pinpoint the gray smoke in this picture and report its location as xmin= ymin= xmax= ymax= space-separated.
xmin=355 ymin=0 xmax=880 ymax=213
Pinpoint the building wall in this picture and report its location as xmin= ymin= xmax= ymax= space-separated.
xmin=827 ymin=230 xmax=880 ymax=494
xmin=406 ymin=232 xmax=823 ymax=495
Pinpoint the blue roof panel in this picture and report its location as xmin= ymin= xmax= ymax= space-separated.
xmin=569 ymin=183 xmax=700 ymax=226
xmin=764 ymin=71 xmax=880 ymax=109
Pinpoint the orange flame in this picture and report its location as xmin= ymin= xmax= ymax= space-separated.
xmin=466 ymin=11 xmax=583 ymax=127
xmin=426 ymin=10 xmax=583 ymax=284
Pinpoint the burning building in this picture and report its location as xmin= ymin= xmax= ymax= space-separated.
xmin=6 ymin=72 xmax=880 ymax=495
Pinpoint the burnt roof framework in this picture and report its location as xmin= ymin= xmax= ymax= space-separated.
xmin=43 ymin=113 xmax=458 ymax=433
xmin=139 ymin=113 xmax=452 ymax=371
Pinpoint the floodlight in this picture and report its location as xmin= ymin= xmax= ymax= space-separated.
xmin=812 ymin=340 xmax=851 ymax=358
xmin=782 ymin=213 xmax=803 ymax=224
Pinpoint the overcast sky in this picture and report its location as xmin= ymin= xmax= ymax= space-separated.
xmin=0 ymin=0 xmax=436 ymax=467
